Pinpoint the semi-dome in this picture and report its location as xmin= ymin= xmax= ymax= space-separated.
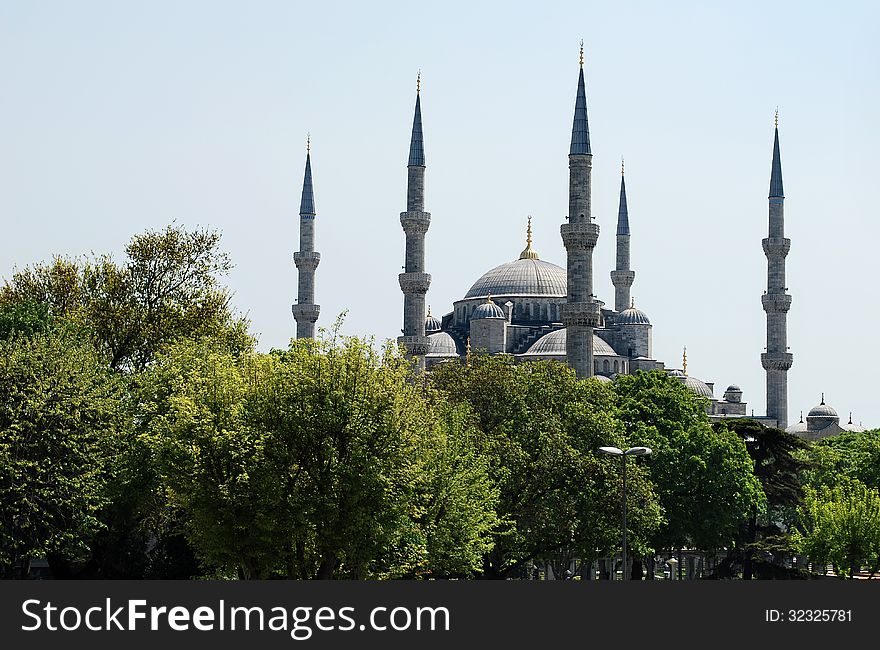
xmin=617 ymin=306 xmax=651 ymax=325
xmin=593 ymin=374 xmax=613 ymax=383
xmin=464 ymin=258 xmax=567 ymax=299
xmin=523 ymin=328 xmax=616 ymax=357
xmin=426 ymin=332 xmax=459 ymax=357
xmin=472 ymin=298 xmax=505 ymax=320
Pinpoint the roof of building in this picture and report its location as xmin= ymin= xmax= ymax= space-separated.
xmin=569 ymin=50 xmax=591 ymax=156
xmin=617 ymin=305 xmax=650 ymax=325
xmin=464 ymin=258 xmax=567 ymax=299
xmin=472 ymin=298 xmax=506 ymax=320
xmin=300 ymin=150 xmax=315 ymax=215
xmin=425 ymin=310 xmax=441 ymax=333
xmin=668 ymin=370 xmax=713 ymax=398
xmin=426 ymin=331 xmax=458 ymax=356
xmin=408 ymin=90 xmax=425 ymax=166
xmin=522 ymin=328 xmax=616 ymax=357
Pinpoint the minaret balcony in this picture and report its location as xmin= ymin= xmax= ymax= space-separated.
xmin=761 ymin=352 xmax=793 ymax=371
xmin=293 ymin=251 xmax=321 ymax=271
xmin=560 ymin=301 xmax=601 ymax=327
xmin=761 ymin=293 xmax=792 ymax=313
xmin=560 ymin=222 xmax=600 ymax=251
xmin=610 ymin=270 xmax=635 ymax=287
xmin=762 ymin=237 xmax=791 ymax=257
xmin=399 ymin=272 xmax=432 ymax=294
xmin=292 ymin=303 xmax=321 ymax=323
xmin=397 ymin=335 xmax=430 ymax=356
xmin=400 ymin=211 xmax=431 ymax=235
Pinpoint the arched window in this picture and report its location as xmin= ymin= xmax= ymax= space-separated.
xmin=603 ymin=360 xmax=610 ymax=373
xmin=614 ymin=360 xmax=619 ymax=373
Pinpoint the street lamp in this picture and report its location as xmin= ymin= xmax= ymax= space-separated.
xmin=598 ymin=446 xmax=652 ymax=580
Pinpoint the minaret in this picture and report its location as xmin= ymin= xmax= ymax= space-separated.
xmin=610 ymin=158 xmax=634 ymax=313
xmin=761 ymin=110 xmax=792 ymax=428
xmin=398 ymin=73 xmax=431 ymax=370
xmin=292 ymin=137 xmax=320 ymax=338
xmin=560 ymin=42 xmax=600 ymax=379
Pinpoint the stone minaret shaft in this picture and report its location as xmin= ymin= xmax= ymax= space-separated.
xmin=292 ymin=144 xmax=320 ymax=338
xmin=761 ymin=117 xmax=792 ymax=428
xmin=560 ymin=47 xmax=599 ymax=379
xmin=398 ymin=81 xmax=431 ymax=369
xmin=610 ymin=160 xmax=634 ymax=313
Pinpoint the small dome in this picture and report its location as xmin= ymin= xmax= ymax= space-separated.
xmin=723 ymin=384 xmax=743 ymax=403
xmin=671 ymin=372 xmax=713 ymax=398
xmin=426 ymin=332 xmax=459 ymax=357
xmin=523 ymin=328 xmax=616 ymax=357
xmin=806 ymin=395 xmax=840 ymax=432
xmin=593 ymin=374 xmax=613 ymax=383
xmin=808 ymin=403 xmax=838 ymax=419
xmin=617 ymin=306 xmax=651 ymax=325
xmin=425 ymin=312 xmax=442 ymax=333
xmin=472 ymin=298 xmax=505 ymax=320
xmin=786 ymin=420 xmax=808 ymax=434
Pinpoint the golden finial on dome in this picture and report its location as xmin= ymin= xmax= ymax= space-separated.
xmin=417 ymin=69 xmax=421 ymax=94
xmin=621 ymin=157 xmax=625 ymax=176
xmin=487 ymin=293 xmax=494 ymax=304
xmin=682 ymin=346 xmax=688 ymax=376
xmin=630 ymin=297 xmax=635 ymax=309
xmin=774 ymin=107 xmax=778 ymax=128
xmin=519 ymin=215 xmax=540 ymax=260
xmin=579 ymin=40 xmax=584 ymax=67
xmin=306 ymin=133 xmax=310 ymax=153
xmin=427 ymin=305 xmax=432 ymax=316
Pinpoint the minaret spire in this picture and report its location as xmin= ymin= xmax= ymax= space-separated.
xmin=761 ymin=112 xmax=792 ymax=428
xmin=611 ymin=156 xmax=635 ymax=312
xmin=398 ymin=74 xmax=431 ymax=370
xmin=292 ymin=139 xmax=321 ymax=338
xmin=560 ymin=42 xmax=600 ymax=378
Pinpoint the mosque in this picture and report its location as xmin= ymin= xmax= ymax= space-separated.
xmin=290 ymin=47 xmax=864 ymax=441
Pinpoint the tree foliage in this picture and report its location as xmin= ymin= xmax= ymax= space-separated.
xmin=430 ymin=356 xmax=662 ymax=578
xmin=0 ymin=329 xmax=124 ymax=578
xmin=144 ymin=330 xmax=498 ymax=579
xmin=615 ymin=371 xmax=764 ymax=553
xmin=792 ymin=478 xmax=880 ymax=579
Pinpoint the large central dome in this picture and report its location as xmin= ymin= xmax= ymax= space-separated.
xmin=464 ymin=258 xmax=567 ymax=299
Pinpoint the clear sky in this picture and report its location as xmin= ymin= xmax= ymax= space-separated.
xmin=1 ymin=1 xmax=878 ymax=427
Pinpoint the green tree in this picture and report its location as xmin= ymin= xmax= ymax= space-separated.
xmin=0 ymin=329 xmax=124 ymax=578
xmin=430 ymin=355 xmax=662 ymax=579
xmin=792 ymin=478 xmax=880 ymax=579
xmin=717 ymin=419 xmax=811 ymax=578
xmin=615 ymin=371 xmax=764 ymax=557
xmin=0 ymin=224 xmax=252 ymax=372
xmin=145 ymin=330 xmax=498 ymax=579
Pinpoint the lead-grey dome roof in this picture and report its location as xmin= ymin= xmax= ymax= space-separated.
xmin=669 ymin=370 xmax=713 ymax=398
xmin=808 ymin=402 xmax=838 ymax=419
xmin=426 ymin=332 xmax=459 ymax=356
xmin=522 ymin=328 xmax=616 ymax=357
xmin=617 ymin=306 xmax=651 ymax=325
xmin=425 ymin=312 xmax=442 ymax=333
xmin=465 ymin=258 xmax=567 ymax=299
xmin=472 ymin=300 xmax=505 ymax=319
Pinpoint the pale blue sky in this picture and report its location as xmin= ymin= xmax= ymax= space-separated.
xmin=1 ymin=1 xmax=878 ymax=426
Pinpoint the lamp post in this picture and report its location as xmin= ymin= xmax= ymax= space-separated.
xmin=599 ymin=445 xmax=652 ymax=580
